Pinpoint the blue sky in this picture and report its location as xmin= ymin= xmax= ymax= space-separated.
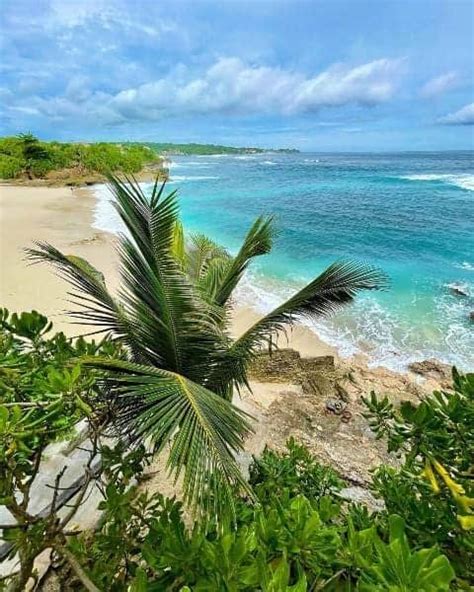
xmin=1 ymin=0 xmax=473 ymax=151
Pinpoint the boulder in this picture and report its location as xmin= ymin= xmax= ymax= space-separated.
xmin=408 ymin=358 xmax=451 ymax=384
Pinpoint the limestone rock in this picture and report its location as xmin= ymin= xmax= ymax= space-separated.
xmin=408 ymin=358 xmax=452 ymax=386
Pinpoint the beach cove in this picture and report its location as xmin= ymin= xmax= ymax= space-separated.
xmin=0 ymin=181 xmax=456 ymax=482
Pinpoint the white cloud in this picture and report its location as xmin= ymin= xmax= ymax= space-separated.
xmin=4 ymin=56 xmax=405 ymax=126
xmin=438 ymin=102 xmax=474 ymax=125
xmin=47 ymin=0 xmax=178 ymax=39
xmin=420 ymin=71 xmax=459 ymax=98
xmin=107 ymin=57 xmax=403 ymax=121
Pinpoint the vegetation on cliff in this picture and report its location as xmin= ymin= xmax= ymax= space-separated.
xmin=1 ymin=308 xmax=471 ymax=592
xmin=0 ymin=134 xmax=162 ymax=184
xmin=138 ymin=142 xmax=299 ymax=155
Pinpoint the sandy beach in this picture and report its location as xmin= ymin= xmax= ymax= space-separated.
xmin=0 ymin=184 xmax=119 ymax=334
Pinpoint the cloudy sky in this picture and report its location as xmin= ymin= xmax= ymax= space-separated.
xmin=1 ymin=0 xmax=473 ymax=150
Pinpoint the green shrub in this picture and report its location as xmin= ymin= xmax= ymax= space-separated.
xmin=0 ymin=155 xmax=22 ymax=178
xmin=0 ymin=308 xmax=123 ymax=591
xmin=249 ymin=437 xmax=345 ymax=501
xmin=363 ymin=368 xmax=474 ymax=584
xmin=61 ymin=439 xmax=456 ymax=591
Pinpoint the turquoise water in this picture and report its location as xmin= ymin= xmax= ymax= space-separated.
xmin=94 ymin=151 xmax=474 ymax=371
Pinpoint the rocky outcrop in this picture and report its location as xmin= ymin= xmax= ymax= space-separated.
xmin=408 ymin=358 xmax=452 ymax=388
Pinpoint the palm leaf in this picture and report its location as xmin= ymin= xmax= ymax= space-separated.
xmin=186 ymin=233 xmax=231 ymax=283
xmin=210 ymin=261 xmax=388 ymax=392
xmin=24 ymin=241 xmax=141 ymax=343
xmin=108 ymin=176 xmax=224 ymax=380
xmin=213 ymin=216 xmax=275 ymax=307
xmin=86 ymin=357 xmax=254 ymax=516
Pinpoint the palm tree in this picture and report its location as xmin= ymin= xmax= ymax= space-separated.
xmin=27 ymin=175 xmax=387 ymax=516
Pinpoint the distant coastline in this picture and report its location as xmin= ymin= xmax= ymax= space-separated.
xmin=0 ymin=135 xmax=298 ymax=187
xmin=136 ymin=142 xmax=299 ymax=156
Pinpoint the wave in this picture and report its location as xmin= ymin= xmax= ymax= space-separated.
xmin=92 ymin=184 xmax=126 ymax=235
xmin=455 ymin=261 xmax=474 ymax=272
xmin=399 ymin=174 xmax=474 ymax=192
xmin=262 ymin=160 xmax=277 ymax=165
xmin=172 ymin=161 xmax=210 ymax=168
xmin=168 ymin=175 xmax=219 ymax=182
xmin=235 ymin=270 xmax=474 ymax=373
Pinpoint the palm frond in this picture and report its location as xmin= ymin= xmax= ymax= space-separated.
xmin=86 ymin=357 xmax=254 ymax=516
xmin=171 ymin=220 xmax=186 ymax=269
xmin=24 ymin=241 xmax=141 ymax=345
xmin=214 ymin=216 xmax=275 ymax=307
xmin=186 ymin=233 xmax=231 ymax=283
xmin=107 ymin=174 xmax=178 ymax=268
xmin=211 ymin=261 xmax=388 ymax=392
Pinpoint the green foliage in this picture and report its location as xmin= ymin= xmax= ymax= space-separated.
xmin=62 ymin=440 xmax=455 ymax=591
xmin=249 ymin=437 xmax=345 ymax=502
xmin=0 ymin=309 xmax=124 ymax=590
xmin=363 ymin=368 xmax=474 ymax=584
xmin=0 ymin=308 xmax=120 ymax=484
xmin=0 ymin=154 xmax=22 ymax=178
xmin=0 ymin=134 xmax=160 ymax=179
xmin=139 ymin=142 xmax=298 ymax=155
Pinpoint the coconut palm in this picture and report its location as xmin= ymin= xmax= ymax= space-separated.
xmin=27 ymin=175 xmax=387 ymax=515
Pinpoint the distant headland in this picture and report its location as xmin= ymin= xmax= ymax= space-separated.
xmin=0 ymin=134 xmax=298 ymax=186
xmin=136 ymin=142 xmax=299 ymax=156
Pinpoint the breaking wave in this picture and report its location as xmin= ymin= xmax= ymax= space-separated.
xmin=399 ymin=174 xmax=474 ymax=192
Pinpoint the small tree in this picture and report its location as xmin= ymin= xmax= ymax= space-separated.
xmin=16 ymin=133 xmax=49 ymax=179
xmin=0 ymin=309 xmax=120 ymax=591
xmin=363 ymin=369 xmax=474 ymax=583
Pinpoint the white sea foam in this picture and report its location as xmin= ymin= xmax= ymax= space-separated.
xmin=455 ymin=261 xmax=474 ymax=271
xmin=235 ymin=270 xmax=474 ymax=373
xmin=262 ymin=160 xmax=277 ymax=165
xmin=173 ymin=161 xmax=211 ymax=168
xmin=92 ymin=184 xmax=126 ymax=235
xmin=168 ymin=175 xmax=219 ymax=182
xmin=400 ymin=174 xmax=474 ymax=192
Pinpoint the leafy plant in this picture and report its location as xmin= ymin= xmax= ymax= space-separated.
xmin=61 ymin=440 xmax=455 ymax=591
xmin=363 ymin=368 xmax=474 ymax=584
xmin=27 ymin=175 xmax=387 ymax=517
xmin=0 ymin=134 xmax=161 ymax=180
xmin=249 ymin=437 xmax=345 ymax=502
xmin=0 ymin=309 xmax=121 ymax=591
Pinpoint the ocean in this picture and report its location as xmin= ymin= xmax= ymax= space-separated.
xmin=93 ymin=151 xmax=474 ymax=372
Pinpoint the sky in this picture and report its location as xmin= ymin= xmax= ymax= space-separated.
xmin=1 ymin=0 xmax=473 ymax=151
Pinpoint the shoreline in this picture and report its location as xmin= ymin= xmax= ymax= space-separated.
xmin=0 ymin=183 xmax=452 ymax=397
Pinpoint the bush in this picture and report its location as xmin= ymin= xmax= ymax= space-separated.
xmin=0 ymin=308 xmax=123 ymax=591
xmin=363 ymin=368 xmax=474 ymax=584
xmin=0 ymin=155 xmax=22 ymax=178
xmin=58 ymin=440 xmax=456 ymax=591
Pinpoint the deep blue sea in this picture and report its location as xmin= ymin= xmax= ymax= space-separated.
xmin=94 ymin=151 xmax=474 ymax=371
